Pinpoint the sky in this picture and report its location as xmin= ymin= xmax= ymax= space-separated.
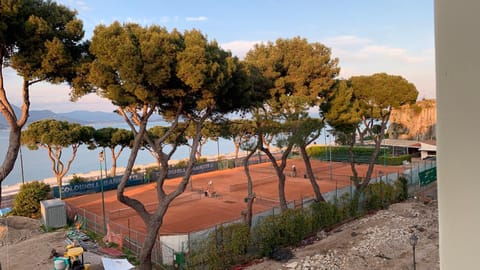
xmin=5 ymin=0 xmax=435 ymax=113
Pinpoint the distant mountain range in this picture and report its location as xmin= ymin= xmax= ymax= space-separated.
xmin=0 ymin=105 xmax=130 ymax=129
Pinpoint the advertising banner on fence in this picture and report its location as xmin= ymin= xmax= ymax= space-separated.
xmin=53 ymin=173 xmax=144 ymax=198
xmin=151 ymin=161 xmax=218 ymax=180
xmin=419 ymin=166 xmax=437 ymax=186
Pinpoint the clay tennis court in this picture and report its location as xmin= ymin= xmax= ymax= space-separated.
xmin=65 ymin=159 xmax=403 ymax=235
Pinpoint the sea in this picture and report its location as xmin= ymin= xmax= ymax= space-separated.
xmin=0 ymin=122 xmax=238 ymax=187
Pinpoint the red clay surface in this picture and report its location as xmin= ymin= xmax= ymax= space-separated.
xmin=65 ymin=159 xmax=403 ymax=235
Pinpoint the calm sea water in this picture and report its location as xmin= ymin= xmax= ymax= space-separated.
xmin=0 ymin=122 xmax=237 ymax=186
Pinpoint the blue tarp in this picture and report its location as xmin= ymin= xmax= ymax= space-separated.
xmin=0 ymin=207 xmax=12 ymax=216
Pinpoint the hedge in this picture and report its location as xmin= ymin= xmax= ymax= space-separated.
xmin=306 ymin=145 xmax=411 ymax=165
xmin=186 ymin=176 xmax=410 ymax=269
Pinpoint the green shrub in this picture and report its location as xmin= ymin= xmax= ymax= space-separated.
xmin=307 ymin=145 xmax=385 ymax=163
xmin=306 ymin=145 xmax=328 ymax=159
xmin=69 ymin=174 xmax=87 ymax=185
xmin=253 ymin=208 xmax=310 ymax=257
xmin=377 ymin=154 xmax=412 ymax=166
xmin=174 ymin=157 xmax=209 ymax=168
xmin=394 ymin=176 xmax=409 ymax=201
xmin=217 ymin=159 xmax=235 ymax=170
xmin=363 ymin=181 xmax=396 ymax=211
xmin=144 ymin=166 xmax=159 ymax=175
xmin=187 ymin=223 xmax=250 ymax=269
xmin=310 ymin=201 xmax=337 ymax=231
xmin=12 ymin=181 xmax=51 ymax=218
xmin=412 ymin=104 xmax=423 ymax=115
xmin=174 ymin=159 xmax=188 ymax=168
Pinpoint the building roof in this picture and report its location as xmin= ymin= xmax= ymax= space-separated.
xmin=419 ymin=142 xmax=437 ymax=152
xmin=365 ymin=139 xmax=437 ymax=149
xmin=365 ymin=139 xmax=421 ymax=148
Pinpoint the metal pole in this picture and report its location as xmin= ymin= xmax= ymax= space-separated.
xmin=324 ymin=127 xmax=328 ymax=161
xmin=99 ymin=151 xmax=106 ymax=235
xmin=328 ymin=135 xmax=335 ymax=200
xmin=19 ymin=146 xmax=25 ymax=185
xmin=104 ymin=148 xmax=108 ymax=178
xmin=413 ymin=244 xmax=416 ymax=270
xmin=384 ymin=147 xmax=386 ymax=167
xmin=99 ymin=154 xmax=103 ymax=179
xmin=217 ymin=140 xmax=220 ymax=161
xmin=410 ymin=233 xmax=418 ymax=270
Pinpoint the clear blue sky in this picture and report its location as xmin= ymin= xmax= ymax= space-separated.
xmin=6 ymin=0 xmax=435 ymax=112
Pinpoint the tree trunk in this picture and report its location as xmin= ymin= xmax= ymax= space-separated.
xmin=111 ymin=152 xmax=117 ymax=177
xmin=348 ymin=133 xmax=360 ymax=187
xmin=277 ymin=174 xmax=287 ymax=211
xmin=0 ymin=126 xmax=21 ymax=207
xmin=0 ymin=61 xmax=30 ymax=207
xmin=137 ymin=213 xmax=164 ymax=270
xmin=234 ymin=143 xmax=240 ymax=159
xmin=299 ymin=145 xmax=325 ymax=202
xmin=56 ymin=176 xmax=63 ymax=199
xmin=260 ymin=145 xmax=292 ymax=211
xmin=116 ymin=106 xmax=209 ymax=269
xmin=357 ymin=127 xmax=366 ymax=145
xmin=359 ymin=117 xmax=389 ymax=191
xmin=243 ymin=147 xmax=258 ymax=227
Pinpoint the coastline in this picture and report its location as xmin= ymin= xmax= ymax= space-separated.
xmin=0 ymin=149 xmax=247 ymax=206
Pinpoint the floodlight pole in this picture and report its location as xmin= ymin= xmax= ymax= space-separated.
xmin=99 ymin=151 xmax=107 ymax=235
xmin=328 ymin=136 xmax=335 ymax=201
xmin=19 ymin=146 xmax=25 ymax=185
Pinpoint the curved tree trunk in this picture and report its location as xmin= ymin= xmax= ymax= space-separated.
xmin=116 ymin=106 xmax=209 ymax=269
xmin=299 ymin=145 xmax=324 ymax=202
xmin=359 ymin=115 xmax=390 ymax=191
xmin=348 ymin=133 xmax=360 ymax=186
xmin=137 ymin=210 xmax=165 ymax=270
xmin=110 ymin=147 xmax=118 ymax=177
xmin=0 ymin=126 xmax=21 ymax=207
xmin=260 ymin=144 xmax=293 ymax=212
xmin=0 ymin=72 xmax=30 ymax=207
xmin=243 ymin=145 xmax=258 ymax=227
xmin=234 ymin=143 xmax=240 ymax=159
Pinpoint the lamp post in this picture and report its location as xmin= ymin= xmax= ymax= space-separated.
xmin=19 ymin=146 xmax=25 ymax=185
xmin=327 ymin=134 xmax=335 ymax=200
xmin=103 ymin=148 xmax=108 ymax=179
xmin=409 ymin=233 xmax=418 ymax=270
xmin=324 ymin=127 xmax=328 ymax=161
xmin=98 ymin=151 xmax=107 ymax=235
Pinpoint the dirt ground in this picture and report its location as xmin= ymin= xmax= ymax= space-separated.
xmin=0 ymin=216 xmax=104 ymax=270
xmin=246 ymin=185 xmax=439 ymax=270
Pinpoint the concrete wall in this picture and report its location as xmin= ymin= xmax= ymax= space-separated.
xmin=436 ymin=1 xmax=480 ymax=268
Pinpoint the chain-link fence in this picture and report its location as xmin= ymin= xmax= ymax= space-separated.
xmin=67 ymin=158 xmax=436 ymax=267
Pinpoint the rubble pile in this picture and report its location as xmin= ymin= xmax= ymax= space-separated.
xmin=259 ymin=200 xmax=439 ymax=270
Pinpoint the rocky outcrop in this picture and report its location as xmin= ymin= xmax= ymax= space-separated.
xmin=388 ymin=99 xmax=436 ymax=140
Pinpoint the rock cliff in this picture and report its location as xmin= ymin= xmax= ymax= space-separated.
xmin=388 ymin=99 xmax=437 ymax=140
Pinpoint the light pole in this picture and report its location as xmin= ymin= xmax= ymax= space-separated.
xmin=409 ymin=233 xmax=418 ymax=270
xmin=19 ymin=146 xmax=25 ymax=185
xmin=327 ymin=134 xmax=335 ymax=200
xmin=103 ymin=148 xmax=108 ymax=179
xmin=324 ymin=127 xmax=328 ymax=161
xmin=98 ymin=151 xmax=107 ymax=235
